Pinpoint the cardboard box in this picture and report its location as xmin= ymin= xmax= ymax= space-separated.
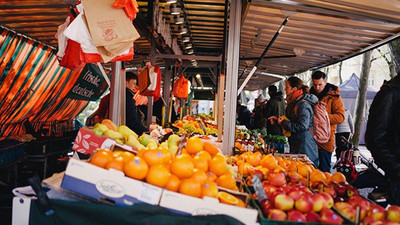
xmin=159 ymin=190 xmax=258 ymax=225
xmin=61 ymin=158 xmax=163 ymax=206
xmin=72 ymin=127 xmax=134 ymax=155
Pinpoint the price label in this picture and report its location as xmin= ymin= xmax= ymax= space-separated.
xmin=251 ymin=175 xmax=267 ymax=202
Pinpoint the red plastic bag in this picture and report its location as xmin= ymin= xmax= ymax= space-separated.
xmin=59 ymin=39 xmax=85 ymax=70
xmin=141 ymin=65 xmax=161 ymax=98
xmin=172 ymin=74 xmax=189 ymax=99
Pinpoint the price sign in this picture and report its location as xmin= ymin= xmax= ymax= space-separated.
xmin=251 ymin=175 xmax=267 ymax=202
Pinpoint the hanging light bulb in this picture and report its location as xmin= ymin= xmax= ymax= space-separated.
xmin=166 ymin=0 xmax=177 ymax=3
xmin=175 ymin=16 xmax=184 ymax=25
xmin=170 ymin=4 xmax=181 ymax=15
xmin=185 ymin=43 xmax=192 ymax=49
xmin=182 ymin=36 xmax=190 ymax=43
xmin=187 ymin=50 xmax=194 ymax=54
xmin=179 ymin=26 xmax=188 ymax=35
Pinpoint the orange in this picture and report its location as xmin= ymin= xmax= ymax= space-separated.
xmin=142 ymin=148 xmax=164 ymax=166
xmin=191 ymin=169 xmax=208 ymax=185
xmin=236 ymin=199 xmax=246 ymax=207
xmin=170 ymin=155 xmax=194 ymax=179
xmin=112 ymin=151 xmax=123 ymax=158
xmin=247 ymin=153 xmax=261 ymax=167
xmin=324 ymin=172 xmax=332 ymax=183
xmin=217 ymin=192 xmax=239 ymax=205
xmin=176 ymin=120 xmax=183 ymax=127
xmin=146 ymin=164 xmax=171 ymax=188
xmin=119 ymin=151 xmax=135 ymax=163
xmin=216 ymin=174 xmax=237 ymax=190
xmin=179 ymin=178 xmax=202 ymax=198
xmin=238 ymin=163 xmax=252 ymax=176
xmin=186 ymin=137 xmax=203 ymax=154
xmin=209 ymin=156 xmax=228 ymax=176
xmin=196 ymin=151 xmax=212 ymax=161
xmin=204 ymin=142 xmax=219 ymax=155
xmin=137 ymin=148 xmax=146 ymax=158
xmin=192 ymin=155 xmax=209 ymax=171
xmin=90 ymin=149 xmax=113 ymax=168
xmin=105 ymin=156 xmax=125 ymax=172
xmin=201 ymin=181 xmax=218 ymax=198
xmin=160 ymin=148 xmax=172 ymax=164
xmin=260 ymin=154 xmax=278 ymax=170
xmin=330 ymin=172 xmax=346 ymax=184
xmin=206 ymin=171 xmax=217 ymax=182
xmin=288 ymin=164 xmax=298 ymax=172
xmin=298 ymin=164 xmax=312 ymax=178
xmin=165 ymin=174 xmax=181 ymax=192
xmin=124 ymin=156 xmax=149 ymax=180
xmin=310 ymin=170 xmax=327 ymax=183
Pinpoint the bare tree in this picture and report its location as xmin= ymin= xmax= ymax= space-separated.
xmin=389 ymin=38 xmax=400 ymax=78
xmin=377 ymin=48 xmax=396 ymax=78
xmin=351 ymin=51 xmax=372 ymax=147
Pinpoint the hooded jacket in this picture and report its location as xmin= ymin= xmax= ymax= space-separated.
xmin=366 ymin=75 xmax=400 ymax=179
xmin=264 ymin=91 xmax=285 ymax=135
xmin=281 ymin=93 xmax=319 ymax=166
xmin=310 ymin=83 xmax=345 ymax=153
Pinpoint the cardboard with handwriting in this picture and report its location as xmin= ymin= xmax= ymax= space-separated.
xmin=159 ymin=190 xmax=258 ymax=225
xmin=61 ymin=158 xmax=162 ymax=206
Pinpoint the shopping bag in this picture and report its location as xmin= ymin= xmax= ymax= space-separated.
xmin=138 ymin=66 xmax=150 ymax=93
xmin=172 ymin=74 xmax=189 ymax=99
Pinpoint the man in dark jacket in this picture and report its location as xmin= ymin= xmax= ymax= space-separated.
xmin=365 ymin=74 xmax=400 ymax=205
xmin=236 ymin=101 xmax=251 ymax=128
xmin=264 ymin=85 xmax=285 ymax=135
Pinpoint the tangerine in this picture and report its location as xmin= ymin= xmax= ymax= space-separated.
xmin=217 ymin=192 xmax=239 ymax=205
xmin=236 ymin=199 xmax=246 ymax=207
xmin=124 ymin=156 xmax=148 ymax=180
xmin=247 ymin=153 xmax=261 ymax=167
xmin=142 ymin=148 xmax=164 ymax=166
xmin=186 ymin=137 xmax=203 ymax=154
xmin=201 ymin=181 xmax=218 ymax=198
xmin=209 ymin=156 xmax=228 ymax=176
xmin=206 ymin=171 xmax=218 ymax=182
xmin=203 ymin=142 xmax=219 ymax=155
xmin=105 ymin=156 xmax=125 ymax=172
xmin=196 ymin=151 xmax=212 ymax=161
xmin=146 ymin=164 xmax=171 ymax=188
xmin=118 ymin=151 xmax=135 ymax=163
xmin=179 ymin=178 xmax=202 ymax=198
xmin=192 ymin=155 xmax=209 ymax=171
xmin=298 ymin=164 xmax=312 ymax=178
xmin=191 ymin=169 xmax=208 ymax=185
xmin=330 ymin=172 xmax=346 ymax=184
xmin=160 ymin=148 xmax=172 ymax=164
xmin=170 ymin=155 xmax=194 ymax=179
xmin=260 ymin=154 xmax=278 ymax=170
xmin=216 ymin=174 xmax=237 ymax=190
xmin=90 ymin=150 xmax=113 ymax=168
xmin=310 ymin=170 xmax=327 ymax=183
xmin=165 ymin=174 xmax=181 ymax=192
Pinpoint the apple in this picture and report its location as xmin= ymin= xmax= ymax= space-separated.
xmin=335 ymin=184 xmax=347 ymax=197
xmin=368 ymin=204 xmax=386 ymax=221
xmin=323 ymin=185 xmax=337 ymax=199
xmin=348 ymin=196 xmax=370 ymax=220
xmin=384 ymin=220 xmax=400 ymax=225
xmin=387 ymin=205 xmax=400 ymax=222
xmin=305 ymin=211 xmax=321 ymax=222
xmin=320 ymin=208 xmax=344 ymax=224
xmin=280 ymin=184 xmax=293 ymax=193
xmin=288 ymin=172 xmax=301 ymax=183
xmin=274 ymin=194 xmax=294 ymax=211
xmin=311 ymin=193 xmax=326 ymax=212
xmin=287 ymin=210 xmax=306 ymax=222
xmin=268 ymin=209 xmax=287 ymax=221
xmin=347 ymin=186 xmax=360 ymax=197
xmin=335 ymin=196 xmax=346 ymax=202
xmin=268 ymin=172 xmax=287 ymax=187
xmin=311 ymin=180 xmax=326 ymax=192
xmin=288 ymin=189 xmax=303 ymax=201
xmin=262 ymin=184 xmax=277 ymax=197
xmin=260 ymin=199 xmax=273 ymax=216
xmin=295 ymin=195 xmax=313 ymax=213
xmin=319 ymin=192 xmax=334 ymax=209
xmin=363 ymin=216 xmax=384 ymax=225
xmin=335 ymin=202 xmax=356 ymax=222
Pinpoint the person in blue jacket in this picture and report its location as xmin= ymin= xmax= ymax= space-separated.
xmin=269 ymin=77 xmax=319 ymax=166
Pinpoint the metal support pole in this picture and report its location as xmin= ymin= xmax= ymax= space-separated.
xmin=110 ymin=62 xmax=122 ymax=125
xmin=223 ymin=0 xmax=241 ymax=155
xmin=163 ymin=60 xmax=172 ymax=126
xmin=120 ymin=63 xmax=126 ymax=125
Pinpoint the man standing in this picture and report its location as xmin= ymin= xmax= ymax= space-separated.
xmin=264 ymin=85 xmax=285 ymax=135
xmin=310 ymin=71 xmax=345 ymax=172
xmin=366 ymin=74 xmax=400 ymax=205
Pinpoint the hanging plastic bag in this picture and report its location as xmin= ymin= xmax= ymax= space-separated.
xmin=141 ymin=65 xmax=161 ymax=99
xmin=59 ymin=39 xmax=85 ymax=70
xmin=172 ymin=74 xmax=189 ymax=99
xmin=138 ymin=66 xmax=150 ymax=93
xmin=147 ymin=63 xmax=157 ymax=91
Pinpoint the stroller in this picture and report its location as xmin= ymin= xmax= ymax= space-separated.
xmin=333 ymin=137 xmax=388 ymax=204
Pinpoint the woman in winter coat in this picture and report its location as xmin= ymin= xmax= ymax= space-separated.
xmin=269 ymin=77 xmax=319 ymax=166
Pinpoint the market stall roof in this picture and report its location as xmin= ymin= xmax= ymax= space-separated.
xmin=1 ymin=0 xmax=400 ymax=90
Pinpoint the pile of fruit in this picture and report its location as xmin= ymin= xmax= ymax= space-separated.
xmin=172 ymin=116 xmax=218 ymax=136
xmin=89 ymin=136 xmax=245 ymax=207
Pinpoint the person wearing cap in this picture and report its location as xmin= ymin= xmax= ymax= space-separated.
xmin=252 ymin=94 xmax=267 ymax=130
xmin=264 ymin=85 xmax=285 ymax=135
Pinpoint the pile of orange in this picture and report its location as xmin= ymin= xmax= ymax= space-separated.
xmin=89 ymin=136 xmax=241 ymax=206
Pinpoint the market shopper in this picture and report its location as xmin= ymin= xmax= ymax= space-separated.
xmin=264 ymin=85 xmax=285 ymax=135
xmin=269 ymin=77 xmax=319 ymax=166
xmin=335 ymin=108 xmax=354 ymax=160
xmin=97 ymin=72 xmax=148 ymax=135
xmin=237 ymin=100 xmax=251 ymax=128
xmin=252 ymin=94 xmax=267 ymax=130
xmin=365 ymin=74 xmax=400 ymax=205
xmin=310 ymin=71 xmax=345 ymax=173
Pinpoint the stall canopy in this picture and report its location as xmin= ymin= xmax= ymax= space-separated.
xmin=338 ymin=73 xmax=378 ymax=144
xmin=0 ymin=28 xmax=96 ymax=139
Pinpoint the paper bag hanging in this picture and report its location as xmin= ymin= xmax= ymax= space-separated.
xmin=172 ymin=74 xmax=189 ymax=99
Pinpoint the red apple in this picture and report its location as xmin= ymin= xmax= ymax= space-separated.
xmin=320 ymin=208 xmax=344 ymax=224
xmin=363 ymin=216 xmax=384 ymax=225
xmin=335 ymin=202 xmax=356 ymax=222
xmin=311 ymin=193 xmax=326 ymax=212
xmin=347 ymin=186 xmax=360 ymax=197
xmin=348 ymin=196 xmax=370 ymax=220
xmin=383 ymin=220 xmax=400 ymax=225
xmin=288 ymin=189 xmax=303 ymax=201
xmin=387 ymin=205 xmax=400 ymax=222
xmin=319 ymin=192 xmax=334 ymax=209
xmin=295 ymin=195 xmax=313 ymax=213
xmin=260 ymin=199 xmax=273 ymax=217
xmin=323 ymin=185 xmax=337 ymax=199
xmin=288 ymin=172 xmax=301 ymax=183
xmin=268 ymin=209 xmax=287 ymax=221
xmin=305 ymin=211 xmax=321 ymax=222
xmin=262 ymin=184 xmax=277 ymax=198
xmin=274 ymin=194 xmax=294 ymax=211
xmin=368 ymin=204 xmax=386 ymax=221
xmin=268 ymin=172 xmax=287 ymax=187
xmin=280 ymin=184 xmax=293 ymax=193
xmin=335 ymin=184 xmax=347 ymax=197
xmin=287 ymin=210 xmax=307 ymax=222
